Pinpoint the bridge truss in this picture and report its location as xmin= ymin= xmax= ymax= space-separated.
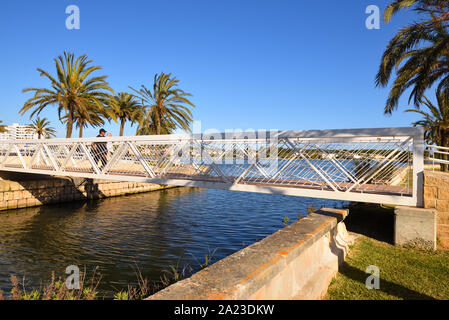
xmin=0 ymin=127 xmax=424 ymax=206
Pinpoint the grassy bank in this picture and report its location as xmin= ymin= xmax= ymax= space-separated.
xmin=325 ymin=236 xmax=449 ymax=300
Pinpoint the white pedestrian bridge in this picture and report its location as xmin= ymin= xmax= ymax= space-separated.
xmin=0 ymin=127 xmax=425 ymax=207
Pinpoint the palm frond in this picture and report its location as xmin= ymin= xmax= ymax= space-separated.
xmin=21 ymin=52 xmax=114 ymax=138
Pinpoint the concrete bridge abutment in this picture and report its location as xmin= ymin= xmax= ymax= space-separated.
xmin=394 ymin=206 xmax=436 ymax=250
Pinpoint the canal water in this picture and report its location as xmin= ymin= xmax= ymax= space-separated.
xmin=0 ymin=187 xmax=345 ymax=298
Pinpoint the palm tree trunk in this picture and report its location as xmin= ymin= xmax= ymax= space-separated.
xmin=441 ymin=130 xmax=449 ymax=172
xmin=156 ymin=112 xmax=161 ymax=135
xmin=120 ymin=118 xmax=125 ymax=136
xmin=79 ymin=125 xmax=83 ymax=138
xmin=66 ymin=110 xmax=74 ymax=138
xmin=66 ymin=122 xmax=73 ymax=138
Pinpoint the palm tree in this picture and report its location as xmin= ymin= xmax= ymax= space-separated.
xmin=109 ymin=92 xmax=143 ymax=136
xmin=405 ymin=89 xmax=449 ymax=171
xmin=135 ymin=106 xmax=176 ymax=135
xmin=383 ymin=1 xmax=449 ymax=26
xmin=0 ymin=120 xmax=7 ymax=133
xmin=130 ymin=73 xmax=195 ymax=135
xmin=20 ymin=52 xmax=114 ymax=138
xmin=61 ymin=105 xmax=106 ymax=138
xmin=376 ymin=0 xmax=449 ymax=114
xmin=28 ymin=117 xmax=56 ymax=139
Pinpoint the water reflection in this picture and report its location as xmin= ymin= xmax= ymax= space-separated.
xmin=0 ymin=187 xmax=344 ymax=297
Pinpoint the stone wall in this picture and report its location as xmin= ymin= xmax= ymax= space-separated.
xmin=148 ymin=208 xmax=353 ymax=300
xmin=0 ymin=172 xmax=174 ymax=211
xmin=423 ymin=170 xmax=449 ymax=248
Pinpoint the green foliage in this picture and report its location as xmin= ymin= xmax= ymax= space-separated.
xmin=20 ymin=54 xmax=197 ymax=138
xmin=20 ymin=52 xmax=114 ymax=138
xmin=4 ymin=249 xmax=221 ymax=300
xmin=405 ymin=90 xmax=449 ymax=146
xmin=28 ymin=117 xmax=56 ymax=139
xmin=21 ymin=290 xmax=40 ymax=300
xmin=376 ymin=1 xmax=449 ymax=113
xmin=54 ymin=280 xmax=64 ymax=290
xmin=383 ymin=0 xmax=418 ymax=23
xmin=0 ymin=120 xmax=7 ymax=133
xmin=200 ymin=248 xmax=218 ymax=269
xmin=130 ymin=72 xmax=195 ymax=135
xmin=282 ymin=216 xmax=290 ymax=227
xmin=406 ymin=89 xmax=449 ymax=171
xmin=82 ymin=288 xmax=98 ymax=300
xmin=65 ymin=294 xmax=77 ymax=300
xmin=109 ymin=92 xmax=143 ymax=136
xmin=161 ymin=265 xmax=184 ymax=286
xmin=306 ymin=204 xmax=318 ymax=215
xmin=61 ymin=104 xmax=106 ymax=138
xmin=113 ymin=291 xmax=129 ymax=300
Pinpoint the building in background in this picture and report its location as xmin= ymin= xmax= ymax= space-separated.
xmin=0 ymin=123 xmax=38 ymax=140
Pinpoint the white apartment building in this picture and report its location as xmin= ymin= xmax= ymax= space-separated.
xmin=0 ymin=123 xmax=38 ymax=140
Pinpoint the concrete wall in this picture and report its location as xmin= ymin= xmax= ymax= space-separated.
xmin=148 ymin=208 xmax=352 ymax=300
xmin=0 ymin=172 xmax=174 ymax=211
xmin=394 ymin=206 xmax=436 ymax=250
xmin=423 ymin=170 xmax=449 ymax=248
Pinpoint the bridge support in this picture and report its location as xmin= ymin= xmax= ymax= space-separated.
xmin=0 ymin=172 xmax=175 ymax=211
xmin=394 ymin=206 xmax=436 ymax=250
xmin=423 ymin=170 xmax=449 ymax=249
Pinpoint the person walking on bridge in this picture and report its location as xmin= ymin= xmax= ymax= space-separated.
xmin=92 ymin=129 xmax=108 ymax=169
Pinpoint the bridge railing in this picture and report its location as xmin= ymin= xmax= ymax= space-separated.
xmin=0 ymin=127 xmax=424 ymax=206
xmin=425 ymin=145 xmax=449 ymax=166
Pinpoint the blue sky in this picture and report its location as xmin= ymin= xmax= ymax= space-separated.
xmin=0 ymin=0 xmax=425 ymax=137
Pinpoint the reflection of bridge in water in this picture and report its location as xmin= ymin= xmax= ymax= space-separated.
xmin=0 ymin=127 xmax=424 ymax=207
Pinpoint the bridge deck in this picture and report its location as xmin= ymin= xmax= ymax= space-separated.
xmin=3 ymin=163 xmax=411 ymax=197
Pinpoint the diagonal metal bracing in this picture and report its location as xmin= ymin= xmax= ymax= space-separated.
xmin=0 ymin=127 xmax=424 ymax=206
xmin=13 ymin=144 xmax=26 ymax=169
xmin=127 ymin=142 xmax=156 ymax=178
xmin=60 ymin=144 xmax=79 ymax=171
xmin=79 ymin=143 xmax=101 ymax=174
xmin=28 ymin=144 xmax=43 ymax=169
xmin=159 ymin=141 xmax=188 ymax=176
xmin=63 ymin=145 xmax=77 ymax=168
xmin=310 ymin=142 xmax=358 ymax=185
xmin=154 ymin=143 xmax=178 ymax=173
xmin=284 ymin=139 xmax=339 ymax=192
xmin=345 ymin=137 xmax=412 ymax=193
xmin=192 ymin=140 xmax=231 ymax=183
xmin=42 ymin=145 xmax=59 ymax=171
xmin=101 ymin=142 xmax=128 ymax=174
xmin=234 ymin=143 xmax=269 ymax=179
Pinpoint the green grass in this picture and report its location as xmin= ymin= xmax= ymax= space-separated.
xmin=325 ymin=236 xmax=449 ymax=300
xmin=399 ymin=168 xmax=413 ymax=188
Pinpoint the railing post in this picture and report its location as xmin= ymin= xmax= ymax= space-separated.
xmin=413 ymin=127 xmax=425 ymax=208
